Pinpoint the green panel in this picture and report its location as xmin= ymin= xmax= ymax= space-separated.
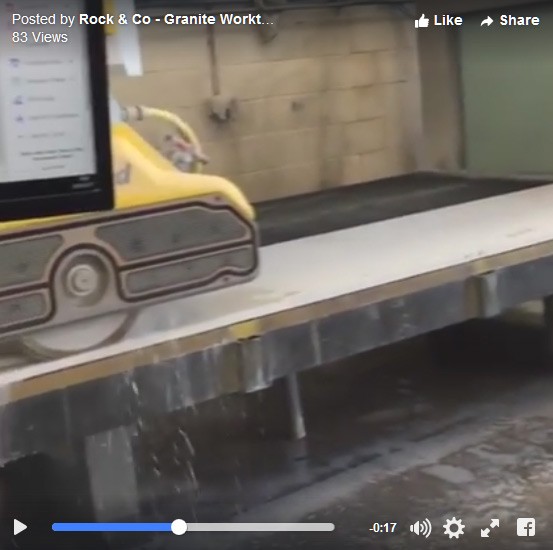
xmin=460 ymin=6 xmax=553 ymax=175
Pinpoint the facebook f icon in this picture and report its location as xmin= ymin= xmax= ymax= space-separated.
xmin=517 ymin=518 xmax=536 ymax=537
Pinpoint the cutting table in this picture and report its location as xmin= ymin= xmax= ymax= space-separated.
xmin=2 ymin=173 xmax=553 ymax=522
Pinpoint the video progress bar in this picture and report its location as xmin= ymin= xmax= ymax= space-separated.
xmin=52 ymin=521 xmax=336 ymax=534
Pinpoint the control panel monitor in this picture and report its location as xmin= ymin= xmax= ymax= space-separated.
xmin=0 ymin=0 xmax=113 ymax=222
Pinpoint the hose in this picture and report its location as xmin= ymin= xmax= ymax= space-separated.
xmin=121 ymin=105 xmax=207 ymax=173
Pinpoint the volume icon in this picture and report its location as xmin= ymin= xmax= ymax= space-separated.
xmin=410 ymin=519 xmax=432 ymax=538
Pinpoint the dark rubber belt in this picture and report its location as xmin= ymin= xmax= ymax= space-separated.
xmin=256 ymin=172 xmax=549 ymax=246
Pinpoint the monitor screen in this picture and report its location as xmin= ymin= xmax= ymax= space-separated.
xmin=0 ymin=0 xmax=113 ymax=222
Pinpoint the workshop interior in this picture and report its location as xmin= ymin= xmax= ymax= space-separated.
xmin=1 ymin=0 xmax=553 ymax=549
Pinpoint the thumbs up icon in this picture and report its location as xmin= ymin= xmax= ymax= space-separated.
xmin=415 ymin=14 xmax=430 ymax=28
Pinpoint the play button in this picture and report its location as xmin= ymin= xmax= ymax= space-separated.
xmin=14 ymin=519 xmax=27 ymax=536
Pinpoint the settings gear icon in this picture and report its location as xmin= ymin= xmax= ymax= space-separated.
xmin=443 ymin=517 xmax=465 ymax=539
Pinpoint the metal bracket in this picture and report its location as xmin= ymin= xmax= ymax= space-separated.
xmin=476 ymin=271 xmax=502 ymax=318
xmin=239 ymin=336 xmax=271 ymax=393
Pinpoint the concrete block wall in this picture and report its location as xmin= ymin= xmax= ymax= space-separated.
xmin=111 ymin=6 xmax=422 ymax=202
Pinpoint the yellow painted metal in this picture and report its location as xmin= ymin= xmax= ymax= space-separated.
xmin=109 ymin=122 xmax=254 ymax=220
xmin=104 ymin=0 xmax=117 ymax=35
xmin=229 ymin=320 xmax=262 ymax=340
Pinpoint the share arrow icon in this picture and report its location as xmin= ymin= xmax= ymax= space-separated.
xmin=481 ymin=16 xmax=493 ymax=26
xmin=481 ymin=518 xmax=499 ymax=537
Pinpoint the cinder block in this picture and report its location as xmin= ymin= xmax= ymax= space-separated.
xmin=280 ymin=126 xmax=320 ymax=164
xmin=237 ymin=134 xmax=273 ymax=173
xmin=110 ymin=70 xmax=211 ymax=108
xmin=268 ymin=26 xmax=349 ymax=60
xmin=321 ymin=124 xmax=344 ymax=159
xmin=393 ymin=19 xmax=417 ymax=51
xmin=381 ymin=82 xmax=408 ymax=147
xmin=341 ymin=154 xmax=365 ymax=185
xmin=272 ymin=162 xmax=322 ymax=198
xmin=350 ymin=21 xmax=397 ymax=53
xmin=376 ymin=50 xmax=407 ymax=83
xmin=203 ymin=140 xmax=240 ymax=176
xmin=180 ymin=106 xmax=235 ymax=143
xmin=356 ymin=85 xmax=388 ymax=120
xmin=216 ymin=27 xmax=267 ymax=65
xmin=231 ymin=27 xmax=308 ymax=63
xmin=124 ymin=119 xmax=164 ymax=149
xmin=341 ymin=148 xmax=403 ymax=186
xmin=238 ymin=128 xmax=319 ymax=173
xmin=238 ymin=162 xmax=322 ymax=202
xmin=230 ymin=99 xmax=265 ymax=135
xmin=266 ymin=94 xmax=324 ymax=131
xmin=294 ymin=23 xmax=351 ymax=58
xmin=139 ymin=25 xmax=209 ymax=72
xmin=221 ymin=59 xmax=325 ymax=100
xmin=386 ymin=113 xmax=405 ymax=149
xmin=325 ymin=85 xmax=387 ymax=123
xmin=237 ymin=170 xmax=272 ymax=201
xmin=343 ymin=119 xmax=386 ymax=156
xmin=382 ymin=82 xmax=403 ymax=115
xmin=215 ymin=10 xmax=322 ymax=62
xmin=386 ymin=146 xmax=411 ymax=172
xmin=328 ymin=53 xmax=378 ymax=89
xmin=233 ymin=94 xmax=324 ymax=136
xmin=325 ymin=91 xmax=358 ymax=123
xmin=320 ymin=157 xmax=343 ymax=188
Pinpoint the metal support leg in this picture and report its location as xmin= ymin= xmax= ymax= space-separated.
xmin=85 ymin=425 xmax=139 ymax=522
xmin=286 ymin=373 xmax=306 ymax=440
xmin=544 ymin=296 xmax=553 ymax=358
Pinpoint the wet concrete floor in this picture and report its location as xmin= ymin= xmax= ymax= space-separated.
xmin=5 ymin=315 xmax=553 ymax=550
xmin=127 ymin=314 xmax=553 ymax=550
